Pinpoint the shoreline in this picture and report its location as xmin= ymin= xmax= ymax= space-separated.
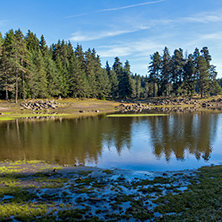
xmin=0 ymin=96 xmax=222 ymax=121
xmin=1 ymin=160 xmax=219 ymax=221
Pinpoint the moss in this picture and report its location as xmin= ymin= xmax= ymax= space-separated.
xmin=153 ymin=165 xmax=222 ymax=221
xmin=75 ymin=177 xmax=94 ymax=185
xmin=76 ymin=187 xmax=94 ymax=194
xmin=0 ymin=202 xmax=47 ymax=221
xmin=92 ymin=182 xmax=105 ymax=189
xmin=78 ymin=170 xmax=93 ymax=176
xmin=102 ymin=169 xmax=113 ymax=174
xmin=57 ymin=208 xmax=86 ymax=220
xmin=139 ymin=186 xmax=163 ymax=194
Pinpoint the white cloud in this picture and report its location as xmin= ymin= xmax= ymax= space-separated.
xmin=99 ymin=46 xmax=132 ymax=57
xmin=183 ymin=31 xmax=222 ymax=49
xmin=65 ymin=13 xmax=89 ymax=19
xmin=0 ymin=20 xmax=7 ymax=27
xmin=146 ymin=12 xmax=222 ymax=28
xmin=70 ymin=26 xmax=149 ymax=42
xmin=97 ymin=39 xmax=164 ymax=58
xmin=97 ymin=0 xmax=165 ymax=12
xmin=66 ymin=0 xmax=165 ymax=18
xmin=182 ymin=14 xmax=222 ymax=24
xmin=200 ymin=32 xmax=222 ymax=41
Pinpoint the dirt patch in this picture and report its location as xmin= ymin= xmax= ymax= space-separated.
xmin=0 ymin=107 xmax=11 ymax=112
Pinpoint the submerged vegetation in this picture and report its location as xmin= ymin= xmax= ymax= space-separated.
xmin=0 ymin=161 xmax=222 ymax=221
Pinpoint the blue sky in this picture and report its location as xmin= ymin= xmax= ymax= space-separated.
xmin=0 ymin=0 xmax=222 ymax=77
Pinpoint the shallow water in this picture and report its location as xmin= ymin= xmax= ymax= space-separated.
xmin=0 ymin=111 xmax=222 ymax=171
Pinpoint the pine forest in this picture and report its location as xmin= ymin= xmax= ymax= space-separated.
xmin=0 ymin=29 xmax=221 ymax=103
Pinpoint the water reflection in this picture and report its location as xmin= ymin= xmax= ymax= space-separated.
xmin=148 ymin=113 xmax=217 ymax=162
xmin=0 ymin=112 xmax=221 ymax=170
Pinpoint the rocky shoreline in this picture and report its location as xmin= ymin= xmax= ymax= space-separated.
xmin=118 ymin=97 xmax=222 ymax=113
xmin=20 ymin=100 xmax=59 ymax=111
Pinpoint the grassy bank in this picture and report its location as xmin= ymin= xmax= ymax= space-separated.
xmin=0 ymin=99 xmax=120 ymax=121
xmin=0 ymin=161 xmax=221 ymax=221
xmin=0 ymin=96 xmax=221 ymax=122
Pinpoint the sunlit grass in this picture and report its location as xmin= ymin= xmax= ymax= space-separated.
xmin=0 ymin=113 xmax=70 ymax=121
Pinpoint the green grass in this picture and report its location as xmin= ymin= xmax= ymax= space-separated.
xmin=106 ymin=114 xmax=169 ymax=117
xmin=0 ymin=113 xmax=70 ymax=121
xmin=153 ymin=165 xmax=222 ymax=221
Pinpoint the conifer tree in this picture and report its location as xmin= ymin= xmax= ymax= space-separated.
xmin=113 ymin=57 xmax=123 ymax=97
xmin=122 ymin=60 xmax=134 ymax=98
xmin=39 ymin=34 xmax=47 ymax=55
xmin=183 ymin=54 xmax=195 ymax=95
xmin=75 ymin=44 xmax=85 ymax=70
xmin=106 ymin=61 xmax=118 ymax=98
xmin=160 ymin=47 xmax=171 ymax=96
xmin=135 ymin=74 xmax=141 ymax=98
xmin=44 ymin=55 xmax=61 ymax=97
xmin=0 ymin=32 xmax=13 ymax=100
xmin=171 ymin=48 xmax=184 ymax=95
xmin=96 ymin=69 xmax=111 ymax=99
xmin=85 ymin=48 xmax=97 ymax=97
xmin=148 ymin=51 xmax=161 ymax=97
xmin=55 ymin=56 xmax=69 ymax=97
xmin=201 ymin=47 xmax=211 ymax=69
xmin=14 ymin=29 xmax=30 ymax=100
xmin=209 ymin=65 xmax=220 ymax=95
xmin=1 ymin=29 xmax=29 ymax=102
xmin=30 ymin=50 xmax=48 ymax=98
xmin=196 ymin=56 xmax=210 ymax=97
xmin=69 ymin=55 xmax=88 ymax=98
xmin=25 ymin=30 xmax=40 ymax=52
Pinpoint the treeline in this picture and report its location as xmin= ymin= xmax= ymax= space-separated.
xmin=0 ymin=29 xmax=221 ymax=103
xmin=0 ymin=29 xmax=146 ymax=102
xmin=148 ymin=46 xmax=221 ymax=97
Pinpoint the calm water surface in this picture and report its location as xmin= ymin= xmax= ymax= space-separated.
xmin=1 ymin=112 xmax=222 ymax=171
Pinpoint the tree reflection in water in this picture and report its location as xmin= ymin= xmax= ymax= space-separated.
xmin=0 ymin=112 xmax=219 ymax=167
xmin=147 ymin=112 xmax=218 ymax=162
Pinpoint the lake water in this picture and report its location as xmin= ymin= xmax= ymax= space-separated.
xmin=1 ymin=111 xmax=222 ymax=171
